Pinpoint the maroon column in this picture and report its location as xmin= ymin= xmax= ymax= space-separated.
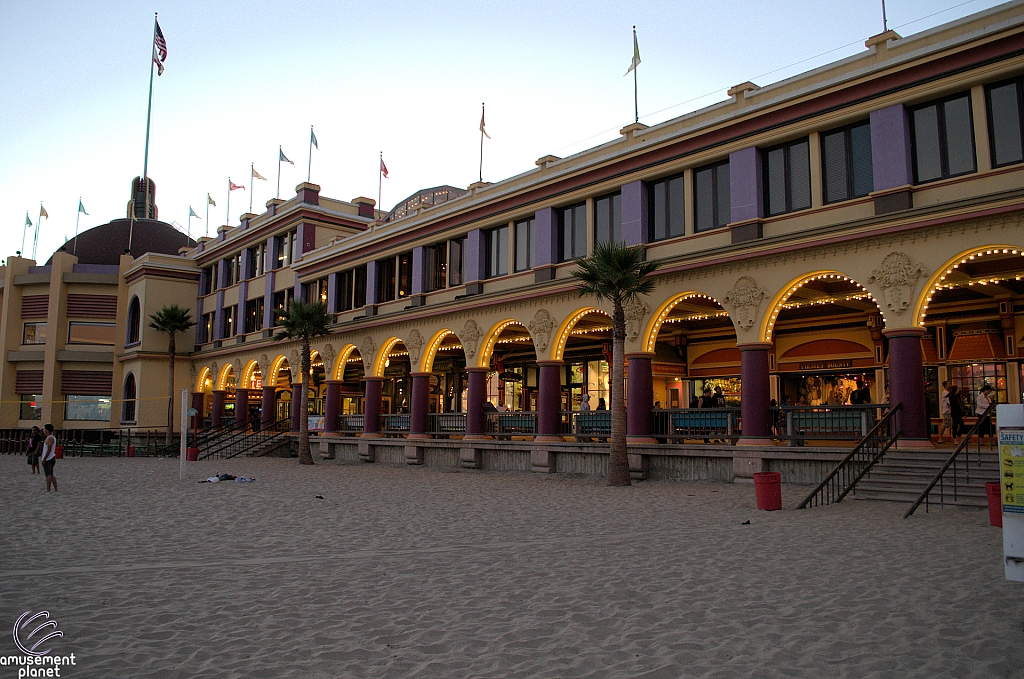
xmin=324 ymin=381 xmax=342 ymax=433
xmin=190 ymin=392 xmax=204 ymax=430
xmin=261 ymin=386 xmax=276 ymax=430
xmin=626 ymin=352 xmax=656 ymax=443
xmin=409 ymin=372 xmax=432 ymax=439
xmin=884 ymin=328 xmax=930 ymax=444
xmin=536 ymin=360 xmax=563 ymax=441
xmin=290 ymin=382 xmax=302 ymax=432
xmin=465 ymin=367 xmax=489 ymax=439
xmin=362 ymin=377 xmax=383 ymax=437
xmin=738 ymin=343 xmax=772 ymax=445
xmin=234 ymin=388 xmax=249 ymax=429
xmin=211 ymin=391 xmax=226 ymax=427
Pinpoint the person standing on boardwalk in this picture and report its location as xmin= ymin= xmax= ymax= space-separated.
xmin=39 ymin=424 xmax=58 ymax=492
xmin=26 ymin=426 xmax=42 ymax=474
xmin=949 ymin=385 xmax=965 ymax=443
xmin=938 ymin=381 xmax=952 ymax=444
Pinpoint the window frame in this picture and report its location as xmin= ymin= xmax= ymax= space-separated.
xmin=648 ymin=173 xmax=686 ymax=242
xmin=693 ymin=160 xmax=731 ymax=232
xmin=514 ymin=217 xmax=534 ymax=272
xmin=909 ymin=91 xmax=977 ymax=184
xmin=986 ymin=76 xmax=1024 ymax=169
xmin=593 ymin=191 xmax=622 ymax=246
xmin=558 ymin=203 xmax=587 ymax=262
xmin=820 ymin=120 xmax=874 ymax=205
xmin=484 ymin=225 xmax=509 ymax=279
xmin=23 ymin=322 xmax=47 ymax=345
xmin=244 ymin=297 xmax=264 ymax=334
xmin=424 ymin=243 xmax=448 ymax=292
xmin=762 ymin=136 xmax=812 ymax=216
xmin=122 ymin=373 xmax=137 ymax=423
xmin=64 ymin=395 xmax=111 ymax=422
xmin=126 ymin=296 xmax=141 ymax=345
xmin=67 ymin=322 xmax=116 ymax=346
xmin=448 ymin=238 xmax=465 ymax=287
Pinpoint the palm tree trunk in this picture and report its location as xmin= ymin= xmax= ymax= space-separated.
xmin=166 ymin=334 xmax=175 ymax=445
xmin=298 ymin=338 xmax=314 ymax=464
xmin=608 ymin=300 xmax=630 ymax=486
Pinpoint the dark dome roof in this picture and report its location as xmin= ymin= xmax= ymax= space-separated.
xmin=49 ymin=219 xmax=195 ymax=266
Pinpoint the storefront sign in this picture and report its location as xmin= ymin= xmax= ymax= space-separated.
xmin=308 ymin=416 xmax=324 ymax=432
xmin=798 ymin=360 xmax=853 ymax=371
xmin=999 ymin=427 xmax=1024 ymax=514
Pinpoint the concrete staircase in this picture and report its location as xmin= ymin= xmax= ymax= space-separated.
xmin=246 ymin=436 xmax=292 ymax=458
xmin=852 ymin=444 xmax=1000 ymax=509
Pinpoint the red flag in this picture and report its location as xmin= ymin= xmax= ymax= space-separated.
xmin=229 ymin=181 xmax=245 ymax=191
xmin=380 ymin=158 xmax=389 ymax=179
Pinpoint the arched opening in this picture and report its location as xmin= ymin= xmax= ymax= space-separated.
xmin=270 ymin=356 xmax=292 ymax=422
xmin=241 ymin=360 xmax=263 ymax=425
xmin=374 ymin=338 xmax=411 ymax=414
xmin=126 ymin=296 xmax=141 ymax=345
xmin=917 ymin=246 xmax=1024 ymax=414
xmin=422 ymin=331 xmax=468 ymax=414
xmin=765 ymin=272 xmax=885 ymax=407
xmin=483 ymin=321 xmax=534 ymax=412
xmin=555 ymin=308 xmax=613 ymax=412
xmin=332 ymin=345 xmax=365 ymax=417
xmin=646 ymin=292 xmax=735 ymax=409
xmin=122 ymin=373 xmax=137 ymax=423
xmin=307 ymin=351 xmax=327 ymax=429
xmin=218 ymin=364 xmax=237 ymax=421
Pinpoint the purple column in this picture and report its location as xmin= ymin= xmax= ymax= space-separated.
xmin=626 ymin=353 xmax=655 ymax=442
xmin=365 ymin=260 xmax=380 ymax=306
xmin=409 ymin=372 xmax=431 ymax=439
xmin=214 ymin=289 xmax=225 ymax=340
xmin=536 ymin=360 xmax=563 ymax=441
xmin=362 ymin=378 xmax=383 ymax=437
xmin=738 ymin=343 xmax=772 ymax=444
xmin=261 ymin=386 xmax=276 ymax=430
xmin=464 ymin=229 xmax=485 ymax=292
xmin=211 ymin=391 xmax=226 ymax=427
xmin=465 ymin=368 xmax=488 ymax=438
xmin=620 ymin=181 xmax=649 ymax=246
xmin=884 ymin=328 xmax=929 ymax=443
xmin=290 ymin=383 xmax=302 ymax=432
xmin=534 ymin=208 xmax=558 ymax=281
xmin=190 ymin=392 xmax=204 ymax=431
xmin=729 ymin=146 xmax=762 ymax=222
xmin=411 ymin=246 xmax=426 ymax=296
xmin=234 ymin=388 xmax=249 ymax=429
xmin=870 ymin=104 xmax=914 ymax=190
xmin=195 ymin=290 xmax=205 ymax=344
xmin=324 ymin=381 xmax=341 ymax=433
xmin=326 ymin=272 xmax=339 ymax=313
xmin=263 ymin=270 xmax=275 ymax=330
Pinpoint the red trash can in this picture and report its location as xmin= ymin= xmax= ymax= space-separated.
xmin=126 ymin=445 xmax=136 ymax=458
xmin=54 ymin=445 xmax=63 ymax=460
xmin=753 ymin=471 xmax=782 ymax=511
xmin=186 ymin=447 xmax=199 ymax=462
xmin=985 ymin=481 xmax=1003 ymax=528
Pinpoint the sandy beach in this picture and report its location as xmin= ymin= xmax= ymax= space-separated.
xmin=1 ymin=453 xmax=1021 ymax=678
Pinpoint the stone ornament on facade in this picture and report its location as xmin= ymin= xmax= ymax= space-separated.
xmin=458 ymin=321 xmax=481 ymax=360
xmin=624 ymin=300 xmax=648 ymax=341
xmin=321 ymin=343 xmax=336 ymax=372
xmin=867 ymin=252 xmax=928 ymax=316
xmin=360 ymin=336 xmax=376 ymax=372
xmin=209 ymin=362 xmax=218 ymax=386
xmin=233 ymin=358 xmax=242 ymax=380
xmin=258 ymin=354 xmax=271 ymax=383
xmin=405 ymin=330 xmax=424 ymax=367
xmin=527 ymin=309 xmax=554 ymax=352
xmin=722 ymin=276 xmax=767 ymax=331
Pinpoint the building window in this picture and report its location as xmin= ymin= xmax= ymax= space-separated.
xmin=425 ymin=243 xmax=447 ymax=292
xmin=68 ymin=322 xmax=116 ymax=345
xmin=222 ymin=305 xmax=237 ymax=338
xmin=65 ymin=395 xmax=111 ymax=421
xmin=649 ymin=174 xmax=685 ymax=241
xmin=694 ymin=160 xmax=731 ymax=231
xmin=353 ymin=266 xmax=366 ymax=309
xmin=122 ymin=374 xmax=137 ymax=423
xmin=514 ymin=218 xmax=534 ymax=272
xmin=247 ymin=242 xmax=266 ymax=279
xmin=449 ymin=239 xmax=465 ymax=286
xmin=987 ymin=77 xmax=1024 ymax=168
xmin=200 ymin=266 xmax=214 ymax=295
xmin=764 ymin=137 xmax=811 ymax=216
xmin=397 ymin=253 xmax=412 ymax=298
xmin=949 ymin=363 xmax=1006 ymax=414
xmin=305 ymin=278 xmax=328 ymax=305
xmin=911 ymin=92 xmax=976 ymax=183
xmin=377 ymin=257 xmax=397 ymax=302
xmin=593 ymin=192 xmax=622 ymax=245
xmin=272 ymin=289 xmax=294 ymax=326
xmin=200 ymin=312 xmax=214 ymax=343
xmin=245 ymin=297 xmax=264 ymax=334
xmin=821 ymin=121 xmax=874 ymax=203
xmin=559 ymin=203 xmax=587 ymax=262
xmin=126 ymin=296 xmax=141 ymax=345
xmin=485 ymin=225 xmax=509 ymax=278
xmin=275 ymin=230 xmax=297 ymax=269
xmin=222 ymin=256 xmax=237 ymax=287
xmin=23 ymin=323 xmax=46 ymax=345
xmin=19 ymin=395 xmax=41 ymax=421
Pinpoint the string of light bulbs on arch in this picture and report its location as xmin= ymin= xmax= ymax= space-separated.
xmin=766 ymin=274 xmax=877 ymax=340
xmin=919 ymin=248 xmax=1024 ymax=326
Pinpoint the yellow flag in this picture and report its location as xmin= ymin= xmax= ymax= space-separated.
xmin=252 ymin=168 xmax=267 ymax=181
xmin=39 ymin=205 xmax=48 ymax=219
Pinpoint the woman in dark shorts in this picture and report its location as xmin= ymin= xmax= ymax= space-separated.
xmin=39 ymin=424 xmax=58 ymax=492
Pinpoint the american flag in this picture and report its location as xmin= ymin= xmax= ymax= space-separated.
xmin=153 ymin=19 xmax=167 ymax=76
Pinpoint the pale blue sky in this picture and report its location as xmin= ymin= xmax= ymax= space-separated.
xmin=0 ymin=0 xmax=1011 ymax=260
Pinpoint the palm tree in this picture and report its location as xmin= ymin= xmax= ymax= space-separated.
xmin=149 ymin=305 xmax=196 ymax=445
xmin=571 ymin=242 xmax=661 ymax=486
xmin=274 ymin=299 xmax=332 ymax=465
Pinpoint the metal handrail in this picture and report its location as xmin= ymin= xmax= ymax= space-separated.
xmin=652 ymin=408 xmax=741 ymax=444
xmin=770 ymin=405 xmax=886 ymax=444
xmin=796 ymin=403 xmax=903 ymax=510
xmin=903 ymin=402 xmax=996 ymax=518
xmin=198 ymin=417 xmax=291 ymax=460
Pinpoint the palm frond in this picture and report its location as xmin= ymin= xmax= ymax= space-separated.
xmin=148 ymin=304 xmax=196 ymax=334
xmin=272 ymin=300 xmax=332 ymax=343
xmin=571 ymin=241 xmax=662 ymax=305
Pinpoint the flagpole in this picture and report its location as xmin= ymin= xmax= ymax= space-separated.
xmin=32 ymin=202 xmax=42 ymax=261
xmin=142 ymin=13 xmax=158 ymax=184
xmin=249 ymin=163 xmax=254 ymax=214
xmin=378 ymin=151 xmax=383 ymax=228
xmin=74 ymin=198 xmax=81 ymax=255
xmin=205 ymin=195 xmax=210 ymax=237
xmin=632 ymin=26 xmax=639 ymax=124
xmin=277 ymin=145 xmax=282 ymax=199
xmin=882 ymin=0 xmax=888 ymax=31
xmin=479 ymin=103 xmax=485 ymax=183
xmin=308 ymin=126 xmax=313 ymax=183
xmin=226 ymin=178 xmax=231 ymax=227
xmin=22 ymin=213 xmax=29 ymax=256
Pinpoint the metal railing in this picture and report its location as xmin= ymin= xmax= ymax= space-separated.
xmin=903 ymin=402 xmax=996 ymax=518
xmin=381 ymin=414 xmax=411 ymax=436
xmin=652 ymin=408 xmax=741 ymax=444
xmin=796 ymin=403 xmax=903 ymax=509
xmin=338 ymin=415 xmax=364 ymax=434
xmin=197 ymin=417 xmax=292 ymax=461
xmin=429 ymin=413 xmax=466 ymax=437
xmin=771 ymin=405 xmax=887 ymax=445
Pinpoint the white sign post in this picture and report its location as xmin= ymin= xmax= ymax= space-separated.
xmin=998 ymin=404 xmax=1024 ymax=582
xmin=179 ymin=389 xmax=187 ymax=481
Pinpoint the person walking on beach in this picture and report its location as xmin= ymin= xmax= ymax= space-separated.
xmin=39 ymin=424 xmax=58 ymax=492
xmin=26 ymin=426 xmax=42 ymax=474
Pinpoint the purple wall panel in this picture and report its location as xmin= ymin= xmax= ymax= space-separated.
xmin=729 ymin=146 xmax=762 ymax=222
xmin=534 ymin=207 xmax=558 ymax=267
xmin=870 ymin=104 xmax=914 ymax=190
xmin=620 ymin=180 xmax=648 ymax=246
xmin=465 ymin=229 xmax=485 ymax=283
xmin=411 ymin=246 xmax=425 ymax=295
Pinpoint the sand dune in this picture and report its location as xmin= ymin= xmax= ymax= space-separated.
xmin=0 ymin=454 xmax=1020 ymax=678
